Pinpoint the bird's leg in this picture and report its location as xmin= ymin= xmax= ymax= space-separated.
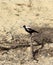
xmin=29 ymin=34 xmax=34 ymax=59
xmin=40 ymin=39 xmax=45 ymax=49
xmin=41 ymin=43 xmax=44 ymax=49
xmin=32 ymin=50 xmax=39 ymax=62
xmin=30 ymin=34 xmax=38 ymax=61
xmin=29 ymin=34 xmax=38 ymax=62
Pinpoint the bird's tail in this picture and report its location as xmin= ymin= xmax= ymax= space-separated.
xmin=34 ymin=30 xmax=39 ymax=33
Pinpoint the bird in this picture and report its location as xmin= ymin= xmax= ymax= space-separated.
xmin=23 ymin=25 xmax=39 ymax=35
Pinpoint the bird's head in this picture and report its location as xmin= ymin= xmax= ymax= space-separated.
xmin=23 ymin=25 xmax=26 ymax=28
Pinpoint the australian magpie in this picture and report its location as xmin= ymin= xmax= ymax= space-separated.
xmin=23 ymin=25 xmax=38 ymax=35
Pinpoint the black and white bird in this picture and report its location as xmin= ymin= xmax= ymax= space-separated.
xmin=23 ymin=25 xmax=38 ymax=35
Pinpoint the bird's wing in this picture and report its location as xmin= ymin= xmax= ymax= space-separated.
xmin=27 ymin=28 xmax=33 ymax=31
xmin=28 ymin=28 xmax=38 ymax=33
xmin=26 ymin=26 xmax=31 ymax=28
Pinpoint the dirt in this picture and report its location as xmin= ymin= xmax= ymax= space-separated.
xmin=0 ymin=0 xmax=53 ymax=65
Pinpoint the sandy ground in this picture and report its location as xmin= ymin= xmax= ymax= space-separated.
xmin=0 ymin=0 xmax=53 ymax=65
xmin=0 ymin=0 xmax=53 ymax=33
